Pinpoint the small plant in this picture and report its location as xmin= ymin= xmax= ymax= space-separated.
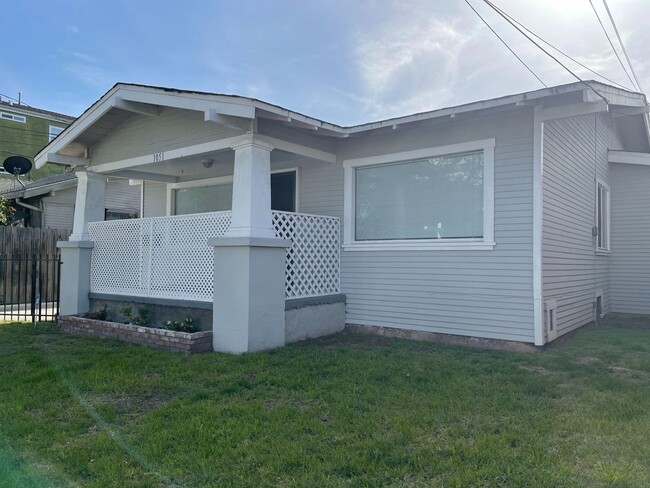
xmin=120 ymin=306 xmax=149 ymax=326
xmin=120 ymin=306 xmax=133 ymax=324
xmin=86 ymin=305 xmax=108 ymax=321
xmin=161 ymin=317 xmax=199 ymax=333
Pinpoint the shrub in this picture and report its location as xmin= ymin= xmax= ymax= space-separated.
xmin=161 ymin=317 xmax=199 ymax=333
xmin=85 ymin=305 xmax=108 ymax=321
xmin=120 ymin=306 xmax=149 ymax=326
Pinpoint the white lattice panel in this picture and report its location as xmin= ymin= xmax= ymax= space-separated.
xmin=272 ymin=211 xmax=340 ymax=299
xmin=150 ymin=212 xmax=231 ymax=301
xmin=89 ymin=218 xmax=152 ymax=296
xmin=89 ymin=211 xmax=231 ymax=302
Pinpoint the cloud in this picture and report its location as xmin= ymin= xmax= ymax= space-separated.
xmin=354 ymin=11 xmax=480 ymax=119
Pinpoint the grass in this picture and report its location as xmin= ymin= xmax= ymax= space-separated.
xmin=0 ymin=317 xmax=648 ymax=487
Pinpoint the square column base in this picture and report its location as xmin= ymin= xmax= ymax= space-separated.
xmin=57 ymin=240 xmax=94 ymax=316
xmin=210 ymin=236 xmax=290 ymax=354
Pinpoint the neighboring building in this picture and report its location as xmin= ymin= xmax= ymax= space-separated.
xmin=0 ymin=98 xmax=75 ymax=180
xmin=0 ymin=172 xmax=141 ymax=229
xmin=35 ymin=81 xmax=650 ymax=353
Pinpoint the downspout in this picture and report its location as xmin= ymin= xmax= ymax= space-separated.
xmin=533 ymin=105 xmax=545 ymax=346
xmin=15 ymin=198 xmax=41 ymax=212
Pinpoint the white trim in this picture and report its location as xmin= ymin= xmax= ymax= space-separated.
xmin=342 ymin=138 xmax=495 ymax=251
xmin=596 ymin=178 xmax=611 ymax=252
xmin=608 ymin=150 xmax=650 ymax=166
xmin=0 ymin=111 xmax=26 ymax=123
xmin=533 ymin=105 xmax=545 ymax=346
xmin=343 ymin=241 xmax=495 ymax=251
xmin=595 ymin=288 xmax=605 ymax=319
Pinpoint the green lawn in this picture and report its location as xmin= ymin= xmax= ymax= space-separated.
xmin=0 ymin=317 xmax=648 ymax=487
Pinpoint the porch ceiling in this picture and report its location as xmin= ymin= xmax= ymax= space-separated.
xmin=108 ymin=148 xmax=321 ymax=183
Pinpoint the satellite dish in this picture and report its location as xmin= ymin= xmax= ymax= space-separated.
xmin=3 ymin=156 xmax=32 ymax=176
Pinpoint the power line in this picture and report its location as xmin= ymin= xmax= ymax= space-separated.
xmin=587 ymin=0 xmax=638 ymax=91
xmin=485 ymin=0 xmax=632 ymax=91
xmin=481 ymin=0 xmax=609 ymax=104
xmin=602 ymin=0 xmax=644 ymax=94
xmin=465 ymin=0 xmax=547 ymax=87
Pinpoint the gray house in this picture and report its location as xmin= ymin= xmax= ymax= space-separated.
xmin=34 ymin=81 xmax=650 ymax=353
xmin=0 ymin=172 xmax=141 ymax=229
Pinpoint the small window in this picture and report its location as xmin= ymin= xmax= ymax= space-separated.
xmin=0 ymin=112 xmax=26 ymax=123
xmin=596 ymin=180 xmax=610 ymax=251
xmin=105 ymin=210 xmax=138 ymax=220
xmin=48 ymin=125 xmax=64 ymax=142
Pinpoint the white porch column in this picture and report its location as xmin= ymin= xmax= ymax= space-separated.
xmin=224 ymin=139 xmax=276 ymax=239
xmin=70 ymin=171 xmax=106 ymax=241
xmin=211 ymin=136 xmax=290 ymax=354
xmin=58 ymin=170 xmax=106 ymax=316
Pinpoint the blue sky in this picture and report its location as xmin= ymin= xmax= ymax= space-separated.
xmin=1 ymin=0 xmax=648 ymax=125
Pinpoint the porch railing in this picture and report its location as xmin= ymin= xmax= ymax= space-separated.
xmin=88 ymin=210 xmax=340 ymax=302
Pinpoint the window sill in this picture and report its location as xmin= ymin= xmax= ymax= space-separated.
xmin=595 ymin=249 xmax=611 ymax=256
xmin=343 ymin=241 xmax=496 ymax=251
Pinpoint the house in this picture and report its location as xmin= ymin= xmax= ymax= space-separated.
xmin=0 ymin=98 xmax=75 ymax=180
xmin=34 ymin=81 xmax=650 ymax=353
xmin=0 ymin=172 xmax=141 ymax=229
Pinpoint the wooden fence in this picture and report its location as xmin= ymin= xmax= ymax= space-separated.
xmin=0 ymin=226 xmax=70 ymax=257
xmin=0 ymin=227 xmax=68 ymax=316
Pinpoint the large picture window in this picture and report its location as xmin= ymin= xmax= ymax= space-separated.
xmin=355 ymin=152 xmax=483 ymax=241
xmin=343 ymin=139 xmax=495 ymax=251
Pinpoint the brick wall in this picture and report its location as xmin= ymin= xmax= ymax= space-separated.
xmin=59 ymin=316 xmax=213 ymax=354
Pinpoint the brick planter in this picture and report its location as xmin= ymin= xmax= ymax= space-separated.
xmin=59 ymin=315 xmax=213 ymax=354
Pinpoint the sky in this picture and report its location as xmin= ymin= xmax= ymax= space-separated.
xmin=1 ymin=0 xmax=649 ymax=126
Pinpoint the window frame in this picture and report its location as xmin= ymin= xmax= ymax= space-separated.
xmin=0 ymin=112 xmax=26 ymax=123
xmin=596 ymin=178 xmax=610 ymax=252
xmin=48 ymin=125 xmax=64 ymax=142
xmin=343 ymin=139 xmax=496 ymax=251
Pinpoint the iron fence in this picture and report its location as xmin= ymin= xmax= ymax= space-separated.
xmin=0 ymin=256 xmax=61 ymax=323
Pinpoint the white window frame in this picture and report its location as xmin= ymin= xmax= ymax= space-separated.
xmin=0 ymin=112 xmax=26 ymax=123
xmin=343 ymin=138 xmax=495 ymax=251
xmin=165 ymin=168 xmax=300 ymax=216
xmin=596 ymin=178 xmax=610 ymax=252
xmin=48 ymin=125 xmax=64 ymax=142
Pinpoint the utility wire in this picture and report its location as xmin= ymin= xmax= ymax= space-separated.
xmin=464 ymin=0 xmax=547 ymax=87
xmin=602 ymin=0 xmax=644 ymax=94
xmin=481 ymin=0 xmax=609 ymax=103
xmin=485 ymin=0 xmax=632 ymax=91
xmin=587 ymin=0 xmax=638 ymax=91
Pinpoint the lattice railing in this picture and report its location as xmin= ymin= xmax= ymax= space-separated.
xmin=273 ymin=211 xmax=340 ymax=299
xmin=88 ymin=210 xmax=340 ymax=302
xmin=89 ymin=211 xmax=231 ymax=302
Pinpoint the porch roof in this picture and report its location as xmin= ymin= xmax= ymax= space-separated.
xmin=35 ymin=80 xmax=650 ymax=171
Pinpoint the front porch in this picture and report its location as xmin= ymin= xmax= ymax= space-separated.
xmin=87 ymin=210 xmax=340 ymax=303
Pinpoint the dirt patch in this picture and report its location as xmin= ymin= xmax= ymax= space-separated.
xmin=576 ymin=356 xmax=599 ymax=364
xmin=519 ymin=365 xmax=550 ymax=374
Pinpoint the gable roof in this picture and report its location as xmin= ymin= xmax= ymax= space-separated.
xmin=35 ymin=80 xmax=650 ymax=169
xmin=0 ymin=172 xmax=76 ymax=199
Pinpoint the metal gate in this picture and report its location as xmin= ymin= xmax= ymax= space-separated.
xmin=0 ymin=256 xmax=61 ymax=323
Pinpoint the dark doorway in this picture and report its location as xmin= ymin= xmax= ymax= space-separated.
xmin=271 ymin=171 xmax=296 ymax=212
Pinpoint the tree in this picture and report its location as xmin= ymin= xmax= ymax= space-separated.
xmin=0 ymin=196 xmax=14 ymax=225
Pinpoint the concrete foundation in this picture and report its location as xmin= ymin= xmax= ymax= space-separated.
xmin=285 ymin=294 xmax=346 ymax=343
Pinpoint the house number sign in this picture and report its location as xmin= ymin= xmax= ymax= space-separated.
xmin=153 ymin=152 xmax=165 ymax=162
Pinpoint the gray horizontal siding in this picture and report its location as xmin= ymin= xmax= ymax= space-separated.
xmin=610 ymin=163 xmax=650 ymax=314
xmin=542 ymin=113 xmax=622 ymax=337
xmin=91 ymin=107 xmax=241 ymax=164
xmin=43 ymin=202 xmax=74 ymax=230
xmin=105 ymin=179 xmax=141 ymax=214
xmin=301 ymin=108 xmax=536 ymax=343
